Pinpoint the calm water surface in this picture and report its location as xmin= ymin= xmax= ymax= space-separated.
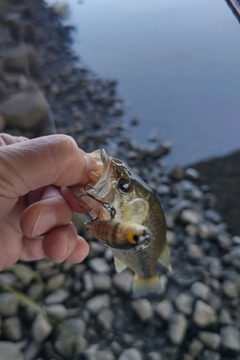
xmin=51 ymin=0 xmax=240 ymax=166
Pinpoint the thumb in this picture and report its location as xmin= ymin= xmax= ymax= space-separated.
xmin=0 ymin=134 xmax=97 ymax=218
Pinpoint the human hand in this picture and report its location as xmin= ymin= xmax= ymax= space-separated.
xmin=0 ymin=133 xmax=97 ymax=271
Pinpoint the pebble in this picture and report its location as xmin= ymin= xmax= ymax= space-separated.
xmin=92 ymin=273 xmax=112 ymax=291
xmin=193 ymin=300 xmax=217 ymax=327
xmin=217 ymin=232 xmax=232 ymax=249
xmin=169 ymin=165 xmax=184 ymax=181
xmin=175 ymin=292 xmax=193 ymax=315
xmin=46 ymin=273 xmax=66 ymax=291
xmin=184 ymin=167 xmax=200 ymax=180
xmin=202 ymin=350 xmax=220 ymax=360
xmin=97 ymin=308 xmax=114 ymax=330
xmin=156 ymin=184 xmax=170 ymax=195
xmin=44 ymin=288 xmax=69 ymax=305
xmin=86 ymin=294 xmax=110 ymax=314
xmin=204 ymin=209 xmax=222 ymax=224
xmin=209 ymin=259 xmax=222 ymax=278
xmin=113 ymin=270 xmax=133 ymax=294
xmin=119 ymin=348 xmax=143 ymax=360
xmin=222 ymin=280 xmax=238 ymax=298
xmin=220 ymin=326 xmax=240 ymax=351
xmin=188 ymin=338 xmax=204 ymax=358
xmin=180 ymin=209 xmax=202 ymax=225
xmin=44 ymin=304 xmax=68 ymax=320
xmin=198 ymin=331 xmax=221 ymax=350
xmin=219 ymin=308 xmax=233 ymax=325
xmin=168 ymin=313 xmax=187 ymax=345
xmin=54 ymin=330 xmax=76 ymax=358
xmin=155 ymin=299 xmax=174 ymax=321
xmin=2 ymin=316 xmax=22 ymax=341
xmin=191 ymin=282 xmax=210 ymax=301
xmin=147 ymin=352 xmax=163 ymax=360
xmin=0 ymin=293 xmax=18 ymax=317
xmin=32 ymin=314 xmax=53 ymax=343
xmin=131 ymin=298 xmax=153 ymax=322
xmin=88 ymin=257 xmax=110 ymax=273
xmin=188 ymin=244 xmax=203 ymax=260
xmin=63 ymin=318 xmax=86 ymax=337
xmin=0 ymin=341 xmax=24 ymax=360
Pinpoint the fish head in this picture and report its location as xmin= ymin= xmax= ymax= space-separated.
xmin=86 ymin=149 xmax=153 ymax=221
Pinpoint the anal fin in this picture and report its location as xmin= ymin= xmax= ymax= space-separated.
xmin=114 ymin=257 xmax=127 ymax=273
xmin=158 ymin=243 xmax=172 ymax=272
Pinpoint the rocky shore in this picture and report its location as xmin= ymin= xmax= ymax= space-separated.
xmin=0 ymin=1 xmax=239 ymax=360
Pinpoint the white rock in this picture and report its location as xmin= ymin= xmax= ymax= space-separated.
xmin=175 ymin=293 xmax=193 ymax=315
xmin=44 ymin=288 xmax=69 ymax=305
xmin=113 ymin=270 xmax=133 ymax=294
xmin=88 ymin=257 xmax=110 ymax=273
xmin=181 ymin=210 xmax=202 ymax=225
xmin=191 ymin=282 xmax=210 ymax=301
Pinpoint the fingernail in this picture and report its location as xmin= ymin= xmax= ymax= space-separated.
xmin=84 ymin=153 xmax=98 ymax=172
xmin=32 ymin=211 xmax=56 ymax=237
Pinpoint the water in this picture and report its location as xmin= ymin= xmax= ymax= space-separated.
xmin=48 ymin=0 xmax=240 ymax=166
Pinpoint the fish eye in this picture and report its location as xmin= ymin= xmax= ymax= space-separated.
xmin=118 ymin=178 xmax=131 ymax=193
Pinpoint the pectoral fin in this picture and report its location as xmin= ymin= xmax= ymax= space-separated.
xmin=158 ymin=243 xmax=172 ymax=272
xmin=114 ymin=257 xmax=127 ymax=273
xmin=123 ymin=198 xmax=149 ymax=224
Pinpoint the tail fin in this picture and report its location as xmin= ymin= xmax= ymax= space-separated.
xmin=133 ymin=274 xmax=161 ymax=296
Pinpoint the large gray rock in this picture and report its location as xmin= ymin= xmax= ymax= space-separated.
xmin=3 ymin=44 xmax=38 ymax=75
xmin=220 ymin=326 xmax=240 ymax=351
xmin=0 ymin=90 xmax=49 ymax=130
xmin=168 ymin=313 xmax=187 ymax=345
xmin=193 ymin=300 xmax=217 ymax=327
xmin=0 ymin=341 xmax=24 ymax=360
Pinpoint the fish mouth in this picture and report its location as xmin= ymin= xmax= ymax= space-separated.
xmin=88 ymin=149 xmax=113 ymax=199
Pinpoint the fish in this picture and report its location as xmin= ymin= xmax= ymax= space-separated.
xmin=71 ymin=149 xmax=171 ymax=294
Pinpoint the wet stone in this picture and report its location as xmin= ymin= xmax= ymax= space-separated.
xmin=193 ymin=300 xmax=217 ymax=327
xmin=0 ymin=293 xmax=18 ymax=317
xmin=204 ymin=209 xmax=222 ymax=224
xmin=2 ymin=316 xmax=22 ymax=341
xmin=191 ymin=282 xmax=210 ymax=301
xmin=222 ymin=280 xmax=238 ymax=298
xmin=119 ymin=348 xmax=143 ymax=360
xmin=32 ymin=314 xmax=53 ymax=343
xmin=147 ymin=352 xmax=163 ymax=360
xmin=92 ymin=273 xmax=112 ymax=291
xmin=188 ymin=338 xmax=204 ymax=358
xmin=220 ymin=326 xmax=240 ymax=352
xmin=175 ymin=292 xmax=193 ymax=315
xmin=46 ymin=273 xmax=66 ymax=291
xmin=113 ymin=270 xmax=133 ymax=294
xmin=86 ymin=294 xmax=110 ymax=314
xmin=97 ymin=308 xmax=114 ymax=330
xmin=168 ymin=313 xmax=187 ymax=345
xmin=155 ymin=299 xmax=174 ymax=321
xmin=202 ymin=350 xmax=220 ymax=360
xmin=0 ymin=341 xmax=24 ymax=360
xmin=180 ymin=209 xmax=203 ymax=225
xmin=44 ymin=288 xmax=69 ymax=304
xmin=88 ymin=257 xmax=110 ymax=273
xmin=131 ymin=298 xmax=153 ymax=322
xmin=188 ymin=244 xmax=203 ymax=260
xmin=45 ymin=304 xmax=68 ymax=320
xmin=198 ymin=331 xmax=221 ymax=350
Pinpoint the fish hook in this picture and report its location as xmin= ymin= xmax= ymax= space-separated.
xmin=77 ymin=184 xmax=116 ymax=220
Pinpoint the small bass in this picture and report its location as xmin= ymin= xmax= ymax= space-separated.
xmin=71 ymin=149 xmax=171 ymax=294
